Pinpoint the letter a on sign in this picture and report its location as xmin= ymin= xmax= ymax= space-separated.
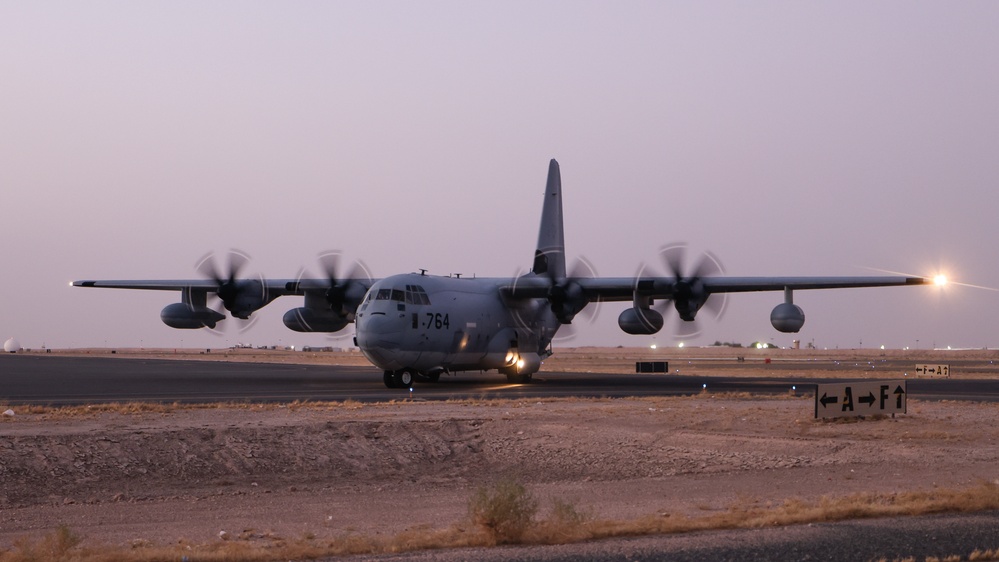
xmin=842 ymin=386 xmax=854 ymax=412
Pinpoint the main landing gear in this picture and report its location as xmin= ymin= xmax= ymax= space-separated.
xmin=505 ymin=372 xmax=533 ymax=384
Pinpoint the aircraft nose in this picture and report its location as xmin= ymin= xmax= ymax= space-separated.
xmin=356 ymin=312 xmax=406 ymax=370
xmin=356 ymin=313 xmax=403 ymax=350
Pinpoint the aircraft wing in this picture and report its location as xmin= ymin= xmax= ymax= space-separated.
xmin=703 ymin=276 xmax=927 ymax=292
xmin=74 ymin=280 xmax=229 ymax=291
xmin=499 ymin=272 xmax=928 ymax=336
xmin=73 ymin=276 xmax=378 ymax=330
xmin=72 ymin=278 xmax=378 ymax=296
xmin=503 ymin=275 xmax=926 ymax=302
xmin=576 ymin=275 xmax=927 ymax=301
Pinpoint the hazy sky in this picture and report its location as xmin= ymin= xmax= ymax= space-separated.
xmin=2 ymin=2 xmax=998 ymax=350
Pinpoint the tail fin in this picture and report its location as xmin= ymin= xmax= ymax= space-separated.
xmin=532 ymin=159 xmax=566 ymax=280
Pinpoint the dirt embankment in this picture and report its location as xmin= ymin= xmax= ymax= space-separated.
xmin=3 ymin=395 xmax=999 ymax=549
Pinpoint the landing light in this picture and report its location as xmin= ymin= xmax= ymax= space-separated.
xmin=934 ymin=274 xmax=948 ymax=287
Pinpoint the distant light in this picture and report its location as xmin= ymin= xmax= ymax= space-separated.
xmin=934 ymin=274 xmax=948 ymax=287
xmin=880 ymin=345 xmax=885 ymax=350
xmin=650 ymin=344 xmax=657 ymax=350
xmin=678 ymin=342 xmax=685 ymax=348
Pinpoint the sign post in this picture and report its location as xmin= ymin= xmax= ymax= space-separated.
xmin=814 ymin=380 xmax=907 ymax=419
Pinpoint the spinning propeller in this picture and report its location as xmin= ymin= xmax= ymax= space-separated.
xmin=195 ymin=249 xmax=265 ymax=333
xmin=289 ymin=251 xmax=372 ymax=339
xmin=315 ymin=251 xmax=371 ymax=317
xmin=509 ymin=255 xmax=601 ymax=342
xmin=637 ymin=243 xmax=727 ymax=338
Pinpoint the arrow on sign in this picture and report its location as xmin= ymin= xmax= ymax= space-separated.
xmin=819 ymin=393 xmax=838 ymax=407
xmin=894 ymin=385 xmax=906 ymax=409
xmin=858 ymin=392 xmax=876 ymax=407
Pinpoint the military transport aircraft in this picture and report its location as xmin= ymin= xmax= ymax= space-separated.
xmin=74 ymin=159 xmax=927 ymax=388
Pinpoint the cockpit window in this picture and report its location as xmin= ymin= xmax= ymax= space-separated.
xmin=370 ymin=285 xmax=429 ymax=304
xmin=404 ymin=284 xmax=431 ymax=305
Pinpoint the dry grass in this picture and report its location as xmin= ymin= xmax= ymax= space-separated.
xmin=874 ymin=551 xmax=999 ymax=562
xmin=1 ymin=525 xmax=81 ymax=562
xmin=0 ymin=399 xmax=378 ymax=420
xmin=467 ymin=478 xmax=539 ymax=544
xmin=6 ymin=481 xmax=999 ymax=562
xmin=0 ymin=395 xmax=709 ymax=420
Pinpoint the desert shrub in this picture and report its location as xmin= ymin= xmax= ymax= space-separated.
xmin=1 ymin=525 xmax=81 ymax=562
xmin=535 ymin=498 xmax=590 ymax=543
xmin=467 ymin=478 xmax=538 ymax=544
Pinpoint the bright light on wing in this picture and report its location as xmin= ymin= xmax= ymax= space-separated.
xmin=858 ymin=265 xmax=999 ymax=291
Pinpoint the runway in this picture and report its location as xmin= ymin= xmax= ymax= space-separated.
xmin=1 ymin=354 xmax=997 ymax=406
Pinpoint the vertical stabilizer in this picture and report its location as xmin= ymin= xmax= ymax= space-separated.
xmin=532 ymin=159 xmax=566 ymax=279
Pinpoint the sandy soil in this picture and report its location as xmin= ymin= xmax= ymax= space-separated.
xmin=2 ymin=348 xmax=999 ymax=555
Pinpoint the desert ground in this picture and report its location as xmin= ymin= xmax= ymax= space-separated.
xmin=2 ymin=346 xmax=999 ymax=560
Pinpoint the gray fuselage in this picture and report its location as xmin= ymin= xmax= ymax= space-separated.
xmin=354 ymin=273 xmax=557 ymax=376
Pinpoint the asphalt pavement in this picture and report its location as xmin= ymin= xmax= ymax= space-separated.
xmin=2 ymin=353 xmax=998 ymax=405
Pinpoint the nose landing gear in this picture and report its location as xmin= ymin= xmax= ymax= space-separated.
xmin=382 ymin=368 xmax=444 ymax=388
xmin=383 ymin=368 xmax=416 ymax=388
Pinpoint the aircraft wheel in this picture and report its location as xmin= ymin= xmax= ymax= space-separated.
xmin=395 ymin=369 xmax=415 ymax=388
xmin=506 ymin=372 xmax=533 ymax=384
xmin=383 ymin=371 xmax=398 ymax=389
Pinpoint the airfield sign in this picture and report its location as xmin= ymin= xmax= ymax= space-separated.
xmin=814 ymin=380 xmax=907 ymax=419
xmin=915 ymin=364 xmax=950 ymax=377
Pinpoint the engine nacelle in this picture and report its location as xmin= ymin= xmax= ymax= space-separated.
xmin=618 ymin=307 xmax=664 ymax=335
xmin=770 ymin=303 xmax=805 ymax=333
xmin=161 ymin=303 xmax=225 ymax=329
xmin=282 ymin=307 xmax=350 ymax=333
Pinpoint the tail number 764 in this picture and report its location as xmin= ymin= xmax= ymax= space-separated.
xmin=424 ymin=312 xmax=450 ymax=330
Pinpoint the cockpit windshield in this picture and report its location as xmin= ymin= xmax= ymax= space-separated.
xmin=405 ymin=284 xmax=431 ymax=305
xmin=368 ymin=284 xmax=431 ymax=305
